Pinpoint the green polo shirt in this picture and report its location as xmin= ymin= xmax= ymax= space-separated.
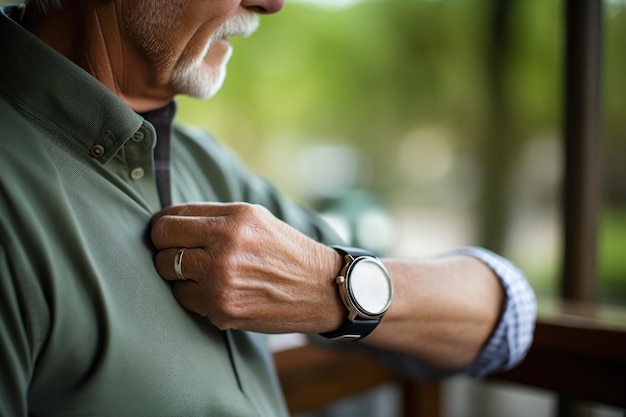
xmin=0 ymin=5 xmax=339 ymax=416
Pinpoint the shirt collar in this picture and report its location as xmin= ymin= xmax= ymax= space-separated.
xmin=0 ymin=5 xmax=144 ymax=164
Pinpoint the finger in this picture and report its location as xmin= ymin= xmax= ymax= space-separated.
xmin=151 ymin=203 xmax=233 ymax=248
xmin=154 ymin=247 xmax=206 ymax=282
xmin=151 ymin=203 xmax=268 ymax=250
xmin=151 ymin=214 xmax=229 ymax=250
xmin=152 ymin=202 xmax=239 ymax=223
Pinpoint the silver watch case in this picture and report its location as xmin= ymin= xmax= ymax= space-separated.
xmin=335 ymin=254 xmax=393 ymax=320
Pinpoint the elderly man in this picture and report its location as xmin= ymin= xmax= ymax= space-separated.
xmin=0 ymin=0 xmax=536 ymax=416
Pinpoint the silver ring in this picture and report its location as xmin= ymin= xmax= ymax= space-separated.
xmin=174 ymin=248 xmax=186 ymax=281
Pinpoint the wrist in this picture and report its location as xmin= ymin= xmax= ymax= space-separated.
xmin=317 ymin=244 xmax=346 ymax=332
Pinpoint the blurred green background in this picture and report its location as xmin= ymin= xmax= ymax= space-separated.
xmin=5 ymin=0 xmax=625 ymax=305
xmin=181 ymin=0 xmax=626 ymax=305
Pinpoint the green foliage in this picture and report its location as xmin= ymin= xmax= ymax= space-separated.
xmin=180 ymin=2 xmax=490 ymax=139
xmin=600 ymin=208 xmax=626 ymax=304
xmin=178 ymin=0 xmax=570 ymax=190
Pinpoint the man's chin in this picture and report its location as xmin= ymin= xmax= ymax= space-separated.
xmin=172 ymin=48 xmax=231 ymax=99
xmin=171 ymin=67 xmax=227 ymax=100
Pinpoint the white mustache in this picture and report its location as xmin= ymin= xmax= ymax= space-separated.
xmin=211 ymin=11 xmax=260 ymax=43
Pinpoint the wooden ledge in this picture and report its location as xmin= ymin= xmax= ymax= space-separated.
xmin=274 ymin=343 xmax=442 ymax=417
xmin=273 ymin=299 xmax=626 ymax=415
xmin=492 ymin=299 xmax=626 ymax=408
xmin=274 ymin=344 xmax=398 ymax=415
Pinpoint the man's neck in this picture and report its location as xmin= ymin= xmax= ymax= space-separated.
xmin=22 ymin=3 xmax=176 ymax=112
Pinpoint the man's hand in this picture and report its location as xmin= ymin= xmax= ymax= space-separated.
xmin=150 ymin=203 xmax=520 ymax=372
xmin=151 ymin=203 xmax=344 ymax=334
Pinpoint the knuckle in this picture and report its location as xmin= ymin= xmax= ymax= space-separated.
xmin=229 ymin=205 xmax=267 ymax=240
xmin=236 ymin=202 xmax=266 ymax=222
xmin=236 ymin=202 xmax=255 ymax=215
xmin=250 ymin=203 xmax=270 ymax=220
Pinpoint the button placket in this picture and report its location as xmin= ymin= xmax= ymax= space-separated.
xmin=125 ymin=127 xmax=153 ymax=181
xmin=123 ymin=125 xmax=160 ymax=211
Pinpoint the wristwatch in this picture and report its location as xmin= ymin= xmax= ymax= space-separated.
xmin=320 ymin=246 xmax=393 ymax=341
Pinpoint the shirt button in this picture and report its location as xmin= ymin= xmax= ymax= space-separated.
xmin=131 ymin=131 xmax=145 ymax=143
xmin=90 ymin=144 xmax=105 ymax=158
xmin=130 ymin=167 xmax=145 ymax=180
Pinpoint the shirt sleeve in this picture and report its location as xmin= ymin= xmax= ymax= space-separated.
xmin=445 ymin=246 xmax=537 ymax=377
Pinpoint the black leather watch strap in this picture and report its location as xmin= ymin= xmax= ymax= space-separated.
xmin=319 ymin=318 xmax=380 ymax=341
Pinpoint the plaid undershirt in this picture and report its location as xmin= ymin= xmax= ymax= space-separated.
xmin=138 ymin=101 xmax=176 ymax=208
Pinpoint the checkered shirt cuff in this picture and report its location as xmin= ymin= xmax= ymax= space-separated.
xmin=446 ymin=246 xmax=537 ymax=377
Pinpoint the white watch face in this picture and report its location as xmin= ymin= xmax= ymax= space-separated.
xmin=348 ymin=258 xmax=392 ymax=316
